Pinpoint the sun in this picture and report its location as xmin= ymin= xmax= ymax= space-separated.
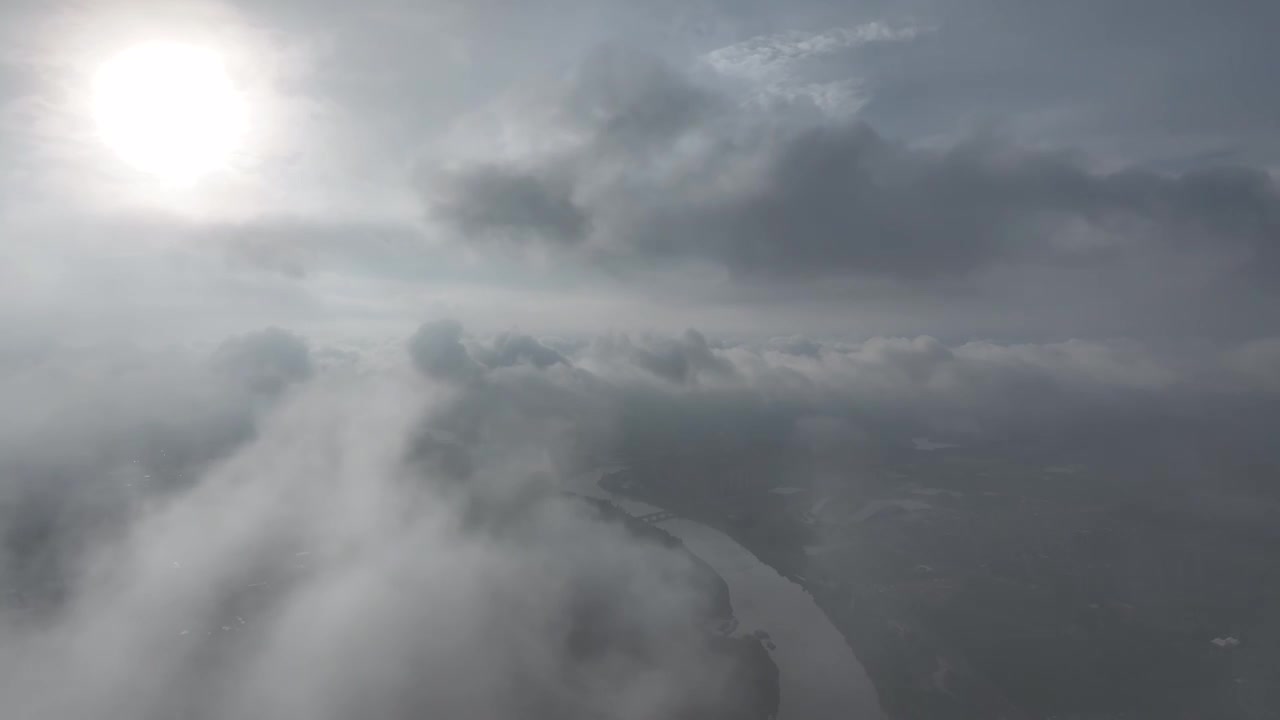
xmin=93 ymin=42 xmax=247 ymax=184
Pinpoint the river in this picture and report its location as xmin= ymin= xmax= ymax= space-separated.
xmin=566 ymin=470 xmax=886 ymax=720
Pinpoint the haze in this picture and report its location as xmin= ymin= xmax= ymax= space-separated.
xmin=2 ymin=1 xmax=1278 ymax=719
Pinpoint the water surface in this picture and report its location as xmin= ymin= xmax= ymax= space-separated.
xmin=568 ymin=472 xmax=886 ymax=720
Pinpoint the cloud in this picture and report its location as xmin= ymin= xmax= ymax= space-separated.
xmin=431 ymin=56 xmax=1280 ymax=281
xmin=1 ymin=2 xmax=1278 ymax=717
xmin=396 ymin=320 xmax=1280 ymax=490
xmin=6 ymin=1 xmax=1276 ymax=345
xmin=213 ymin=326 xmax=313 ymax=394
xmin=470 ymin=332 xmax=569 ymax=370
xmin=3 ymin=315 xmax=1280 ymax=719
xmin=430 ymin=166 xmax=590 ymax=246
xmin=700 ymin=21 xmax=929 ymax=115
xmin=852 ymin=0 xmax=1280 ymax=164
xmin=0 ymin=340 xmax=271 ymax=608
xmin=408 ymin=318 xmax=484 ymax=384
xmin=591 ymin=330 xmax=735 ymax=385
xmin=703 ymin=22 xmax=930 ymax=83
xmin=422 ymin=54 xmax=1280 ymax=339
xmin=0 ymin=328 xmax=765 ymax=720
xmin=1224 ymin=338 xmax=1280 ymax=392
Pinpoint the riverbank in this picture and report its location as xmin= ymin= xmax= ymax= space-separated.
xmin=567 ymin=471 xmax=887 ymax=720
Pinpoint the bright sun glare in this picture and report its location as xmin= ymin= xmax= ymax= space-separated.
xmin=93 ymin=42 xmax=247 ymax=184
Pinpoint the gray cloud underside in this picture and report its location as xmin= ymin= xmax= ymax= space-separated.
xmin=426 ymin=50 xmax=1278 ymax=308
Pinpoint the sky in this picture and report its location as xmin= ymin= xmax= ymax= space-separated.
xmin=1 ymin=1 xmax=1279 ymax=718
xmin=2 ymin=0 xmax=1277 ymax=344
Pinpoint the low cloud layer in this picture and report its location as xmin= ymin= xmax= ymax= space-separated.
xmin=2 ymin=2 xmax=1279 ymax=717
xmin=0 ymin=328 xmax=748 ymax=720
xmin=4 ymin=318 xmax=1280 ymax=718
